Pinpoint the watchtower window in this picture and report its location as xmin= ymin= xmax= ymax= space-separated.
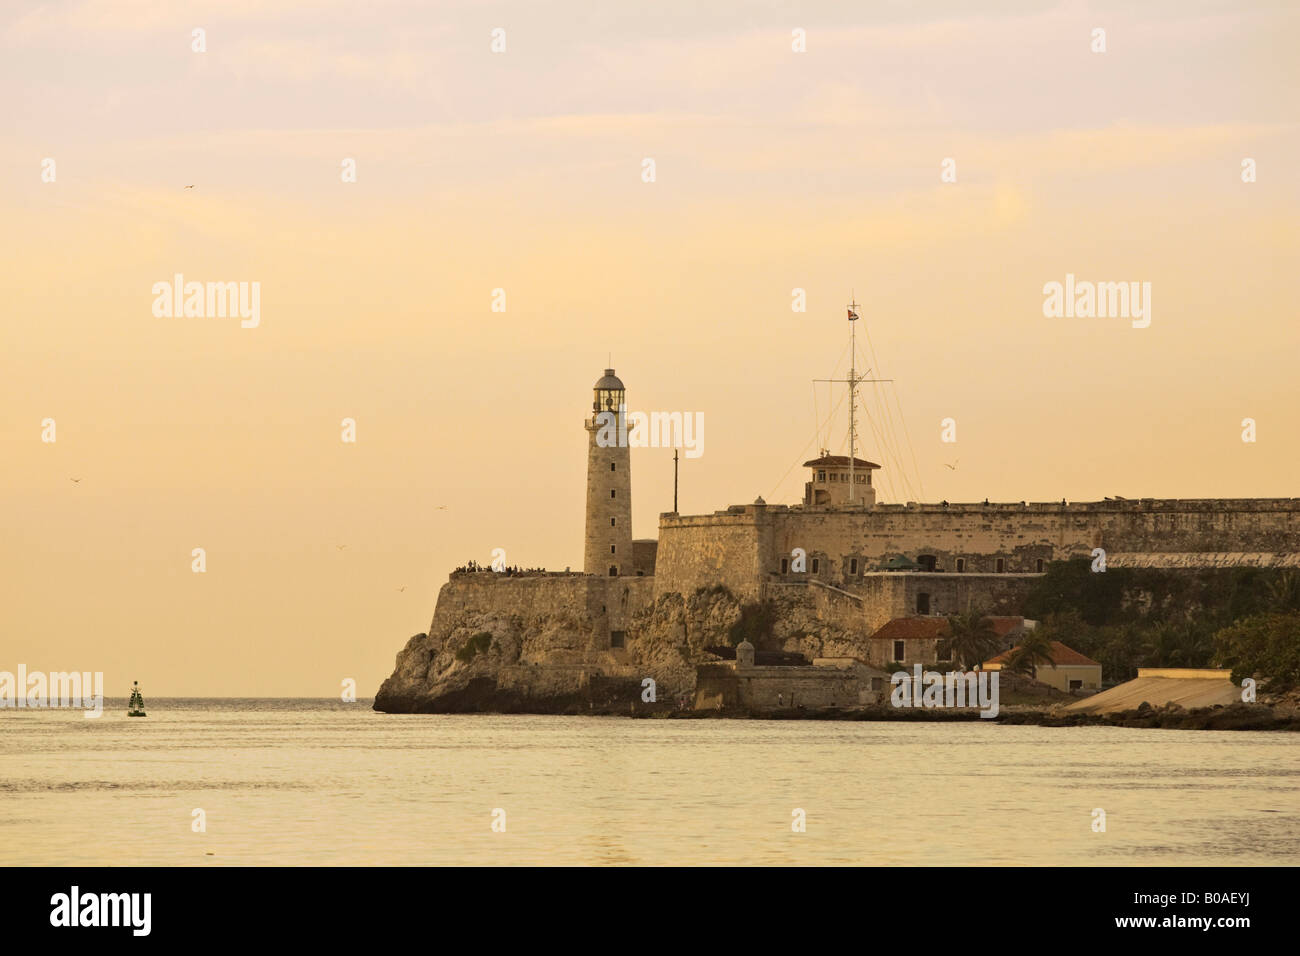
xmin=918 ymin=554 xmax=936 ymax=572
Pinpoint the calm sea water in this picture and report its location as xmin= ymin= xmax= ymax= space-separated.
xmin=1 ymin=699 xmax=1296 ymax=866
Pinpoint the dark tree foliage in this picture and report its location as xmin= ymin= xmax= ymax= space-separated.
xmin=728 ymin=601 xmax=776 ymax=647
xmin=1213 ymin=613 xmax=1300 ymax=691
xmin=1023 ymin=564 xmax=1300 ymax=684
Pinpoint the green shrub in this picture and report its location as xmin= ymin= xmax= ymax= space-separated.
xmin=695 ymin=584 xmax=733 ymax=600
xmin=1213 ymin=613 xmax=1300 ymax=691
xmin=455 ymin=631 xmax=494 ymax=663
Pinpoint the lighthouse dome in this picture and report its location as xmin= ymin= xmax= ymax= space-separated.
xmin=592 ymin=368 xmax=626 ymax=415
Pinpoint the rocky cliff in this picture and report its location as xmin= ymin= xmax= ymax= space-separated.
xmin=373 ymin=575 xmax=871 ymax=713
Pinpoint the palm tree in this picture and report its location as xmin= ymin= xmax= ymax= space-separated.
xmin=1004 ymin=628 xmax=1057 ymax=680
xmin=941 ymin=610 xmax=1000 ymax=669
xmin=1266 ymin=571 xmax=1300 ymax=613
xmin=1144 ymin=619 xmax=1213 ymax=669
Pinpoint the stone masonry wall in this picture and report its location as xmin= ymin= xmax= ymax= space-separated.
xmin=657 ymin=499 xmax=1300 ymax=602
xmin=652 ymin=512 xmax=764 ymax=601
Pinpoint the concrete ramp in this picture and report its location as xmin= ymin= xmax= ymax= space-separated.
xmin=1065 ymin=668 xmax=1240 ymax=715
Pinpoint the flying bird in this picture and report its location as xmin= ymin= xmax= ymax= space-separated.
xmin=69 ymin=478 xmax=82 ymax=483
xmin=396 ymin=586 xmax=407 ymax=592
xmin=184 ymin=185 xmax=195 ymax=189
xmin=336 ymin=545 xmax=348 ymax=551
xmin=944 ymin=460 xmax=959 ymax=470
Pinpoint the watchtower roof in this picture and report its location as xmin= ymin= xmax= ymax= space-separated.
xmin=803 ymin=454 xmax=880 ymax=469
xmin=594 ymin=369 xmax=624 ymax=390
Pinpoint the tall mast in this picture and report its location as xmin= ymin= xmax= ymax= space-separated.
xmin=814 ymin=294 xmax=890 ymax=504
xmin=848 ymin=295 xmax=858 ymax=499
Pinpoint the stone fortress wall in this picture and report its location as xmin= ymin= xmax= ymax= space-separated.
xmin=422 ymin=497 xmax=1300 ymax=660
xmin=655 ymin=497 xmax=1300 ymax=604
xmin=427 ymin=571 xmax=656 ymax=657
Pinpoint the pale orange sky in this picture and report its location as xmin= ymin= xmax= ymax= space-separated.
xmin=2 ymin=1 xmax=1297 ymax=695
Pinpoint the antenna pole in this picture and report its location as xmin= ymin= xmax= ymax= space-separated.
xmin=813 ymin=293 xmax=890 ymax=506
xmin=673 ymin=449 xmax=679 ymax=514
xmin=848 ymin=296 xmax=858 ymax=501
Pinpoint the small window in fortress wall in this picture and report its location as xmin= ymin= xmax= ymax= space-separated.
xmin=610 ymin=489 xmax=616 ymax=498
xmin=780 ymin=558 xmax=789 ymax=574
xmin=996 ymin=558 xmax=1005 ymax=573
xmin=611 ymin=630 xmax=626 ymax=648
xmin=610 ymin=545 xmax=616 ymax=554
xmin=610 ymin=462 xmax=616 ymax=471
xmin=850 ymin=558 xmax=858 ymax=575
xmin=608 ymin=566 xmax=618 ymax=576
xmin=918 ymin=554 xmax=936 ymax=572
xmin=893 ymin=640 xmax=905 ymax=661
xmin=956 ymin=558 xmax=965 ymax=573
xmin=611 ymin=518 xmax=616 ymax=526
xmin=917 ymin=592 xmax=931 ymax=614
xmin=811 ymin=558 xmax=820 ymax=573
xmin=1036 ymin=559 xmax=1045 ymax=573
xmin=817 ymin=471 xmax=826 ymax=482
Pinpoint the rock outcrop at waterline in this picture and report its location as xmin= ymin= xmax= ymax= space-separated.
xmin=376 ymin=576 xmax=685 ymax=713
xmin=372 ymin=573 xmax=875 ymax=714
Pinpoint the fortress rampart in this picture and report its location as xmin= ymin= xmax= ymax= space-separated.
xmin=655 ymin=498 xmax=1300 ymax=602
xmin=433 ymin=572 xmax=656 ymax=654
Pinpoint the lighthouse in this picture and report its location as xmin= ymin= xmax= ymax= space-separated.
xmin=584 ymin=368 xmax=633 ymax=575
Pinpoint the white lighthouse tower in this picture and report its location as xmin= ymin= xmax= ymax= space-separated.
xmin=584 ymin=368 xmax=633 ymax=575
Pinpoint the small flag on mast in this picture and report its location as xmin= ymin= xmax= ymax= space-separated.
xmin=847 ymin=307 xmax=858 ymax=321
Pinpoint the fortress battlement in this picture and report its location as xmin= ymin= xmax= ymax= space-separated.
xmin=665 ymin=497 xmax=1300 ymax=522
